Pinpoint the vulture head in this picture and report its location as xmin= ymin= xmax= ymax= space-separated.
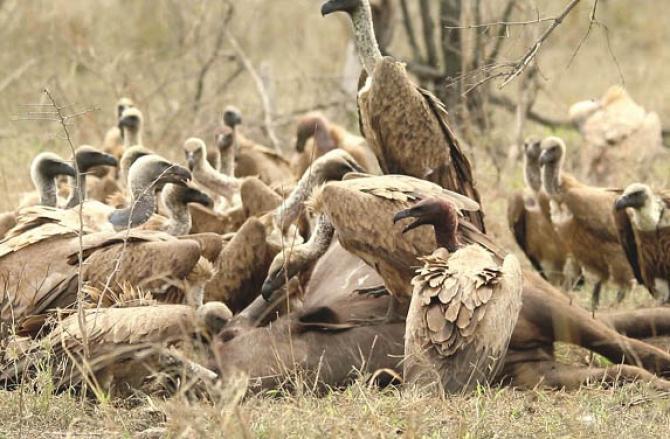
xmin=163 ymin=183 xmax=213 ymax=210
xmin=74 ymin=145 xmax=118 ymax=173
xmin=312 ymin=149 xmax=365 ymax=181
xmin=215 ymin=126 xmax=235 ymax=153
xmin=295 ymin=112 xmax=335 ymax=153
xmin=394 ymin=196 xmax=479 ymax=252
xmin=183 ymin=137 xmax=208 ymax=172
xmin=30 ymin=152 xmax=76 ymax=204
xmin=223 ymin=105 xmax=242 ymax=129
xmin=128 ymin=154 xmax=191 ymax=193
xmin=538 ymin=136 xmax=566 ymax=168
xmin=119 ymin=146 xmax=153 ymax=185
xmin=196 ymin=301 xmax=233 ymax=337
xmin=116 ymin=97 xmax=135 ymax=120
xmin=118 ymin=107 xmax=143 ymax=136
xmin=522 ymin=136 xmax=543 ymax=191
xmin=615 ymin=183 xmax=654 ymax=212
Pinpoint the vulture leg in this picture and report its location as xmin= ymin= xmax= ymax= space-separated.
xmin=504 ymin=360 xmax=670 ymax=391
xmin=598 ymin=308 xmax=670 ymax=339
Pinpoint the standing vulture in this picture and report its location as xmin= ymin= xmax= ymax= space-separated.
xmin=321 ymin=0 xmax=484 ymax=232
xmin=394 ymin=198 xmax=522 ymax=394
xmin=614 ymin=183 xmax=670 ymax=303
xmin=539 ymin=136 xmax=634 ymax=308
xmin=507 ymin=137 xmax=573 ymax=287
xmin=102 ymin=97 xmax=135 ymax=162
xmin=292 ymin=112 xmax=382 ymax=176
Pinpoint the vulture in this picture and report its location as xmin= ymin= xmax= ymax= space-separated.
xmin=321 ymin=0 xmax=484 ymax=232
xmin=292 ymin=112 xmax=382 ymax=176
xmin=539 ymin=136 xmax=634 ymax=308
xmin=261 ymin=174 xmax=489 ymax=321
xmin=88 ymin=145 xmax=154 ymax=207
xmin=394 ymin=198 xmax=522 ymax=394
xmin=118 ymin=106 xmax=143 ymax=148
xmin=64 ymin=145 xmax=119 ymax=208
xmin=0 ymin=227 xmax=223 ymax=322
xmin=102 ymin=97 xmax=135 ymax=161
xmin=183 ymin=137 xmax=239 ymax=204
xmin=0 ymin=152 xmax=75 ymax=238
xmin=507 ymin=137 xmax=573 ymax=287
xmin=614 ymin=183 xmax=670 ymax=303
xmin=218 ymin=106 xmax=294 ymax=187
xmin=2 ymin=300 xmax=232 ymax=394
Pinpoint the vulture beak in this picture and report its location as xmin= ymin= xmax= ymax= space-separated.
xmin=52 ymin=160 xmax=78 ymax=178
xmin=188 ymin=189 xmax=213 ymax=208
xmin=345 ymin=158 xmax=365 ymax=174
xmin=321 ymin=0 xmax=358 ymax=16
xmin=186 ymin=153 xmax=196 ymax=172
xmin=393 ymin=207 xmax=428 ymax=234
xmin=97 ymin=152 xmax=119 ymax=168
xmin=261 ymin=267 xmax=285 ymax=302
xmin=295 ymin=136 xmax=307 ymax=153
xmin=118 ymin=115 xmax=139 ymax=130
xmin=163 ymin=165 xmax=192 ymax=186
xmin=615 ymin=193 xmax=645 ymax=211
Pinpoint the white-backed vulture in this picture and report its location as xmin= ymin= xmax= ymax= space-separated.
xmin=614 ymin=183 xmax=670 ymax=303
xmin=98 ymin=145 xmax=154 ymax=208
xmin=393 ymin=198 xmax=522 ymax=394
xmin=118 ymin=106 xmax=143 ymax=149
xmin=217 ymin=106 xmax=294 ymax=187
xmin=64 ymin=145 xmax=119 ymax=208
xmin=321 ymin=0 xmax=484 ymax=232
xmin=0 ymin=153 xmax=75 ymax=238
xmin=570 ymin=86 xmax=665 ymax=186
xmin=183 ymin=137 xmax=239 ymax=204
xmin=102 ymin=97 xmax=135 ymax=162
xmin=141 ymin=183 xmax=212 ymax=237
xmin=0 ymin=226 xmax=222 ymax=322
xmin=2 ymin=301 xmax=232 ymax=394
xmin=539 ymin=136 xmax=634 ymax=308
xmin=292 ymin=112 xmax=382 ymax=176
xmin=507 ymin=137 xmax=572 ymax=286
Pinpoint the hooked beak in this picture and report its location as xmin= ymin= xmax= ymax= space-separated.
xmin=162 ymin=165 xmax=191 ymax=187
xmin=295 ymin=136 xmax=307 ymax=153
xmin=186 ymin=153 xmax=196 ymax=172
xmin=189 ymin=190 xmax=213 ymax=208
xmin=393 ymin=208 xmax=428 ymax=234
xmin=615 ymin=194 xmax=643 ymax=211
xmin=97 ymin=153 xmax=119 ymax=168
xmin=261 ymin=268 xmax=285 ymax=302
xmin=53 ymin=160 xmax=77 ymax=178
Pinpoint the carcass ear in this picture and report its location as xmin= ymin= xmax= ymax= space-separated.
xmin=293 ymin=306 xmax=354 ymax=333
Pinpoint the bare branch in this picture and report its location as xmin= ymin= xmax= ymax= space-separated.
xmin=224 ymin=28 xmax=281 ymax=151
xmin=485 ymin=0 xmax=519 ymax=65
xmin=419 ymin=0 xmax=438 ymax=68
xmin=500 ymin=0 xmax=583 ymax=87
xmin=489 ymin=93 xmax=574 ymax=130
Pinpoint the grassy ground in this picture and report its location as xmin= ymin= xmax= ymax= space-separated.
xmin=2 ymin=380 xmax=670 ymax=437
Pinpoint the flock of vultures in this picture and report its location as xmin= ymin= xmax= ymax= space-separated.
xmin=3 ymin=0 xmax=670 ymax=399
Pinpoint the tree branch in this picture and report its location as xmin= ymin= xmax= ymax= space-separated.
xmin=489 ymin=93 xmax=574 ymax=130
xmin=419 ymin=0 xmax=438 ymax=68
xmin=399 ymin=0 xmax=423 ymax=62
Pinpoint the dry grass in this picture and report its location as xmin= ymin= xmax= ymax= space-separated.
xmin=2 ymin=1 xmax=670 ymax=437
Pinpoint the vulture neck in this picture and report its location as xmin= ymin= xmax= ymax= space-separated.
xmin=631 ymin=197 xmax=664 ymax=232
xmin=163 ymin=194 xmax=191 ymax=236
xmin=219 ymin=135 xmax=236 ymax=176
xmin=524 ymin=158 xmax=542 ymax=193
xmin=300 ymin=214 xmax=335 ymax=264
xmin=351 ymin=3 xmax=382 ymax=75
xmin=195 ymin=157 xmax=238 ymax=200
xmin=275 ymin=165 xmax=322 ymax=229
xmin=65 ymin=173 xmax=87 ymax=208
xmin=542 ymin=160 xmax=563 ymax=198
xmin=434 ymin=225 xmax=461 ymax=253
xmin=36 ymin=175 xmax=59 ymax=207
xmin=123 ymin=127 xmax=142 ymax=148
xmin=109 ymin=179 xmax=156 ymax=230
